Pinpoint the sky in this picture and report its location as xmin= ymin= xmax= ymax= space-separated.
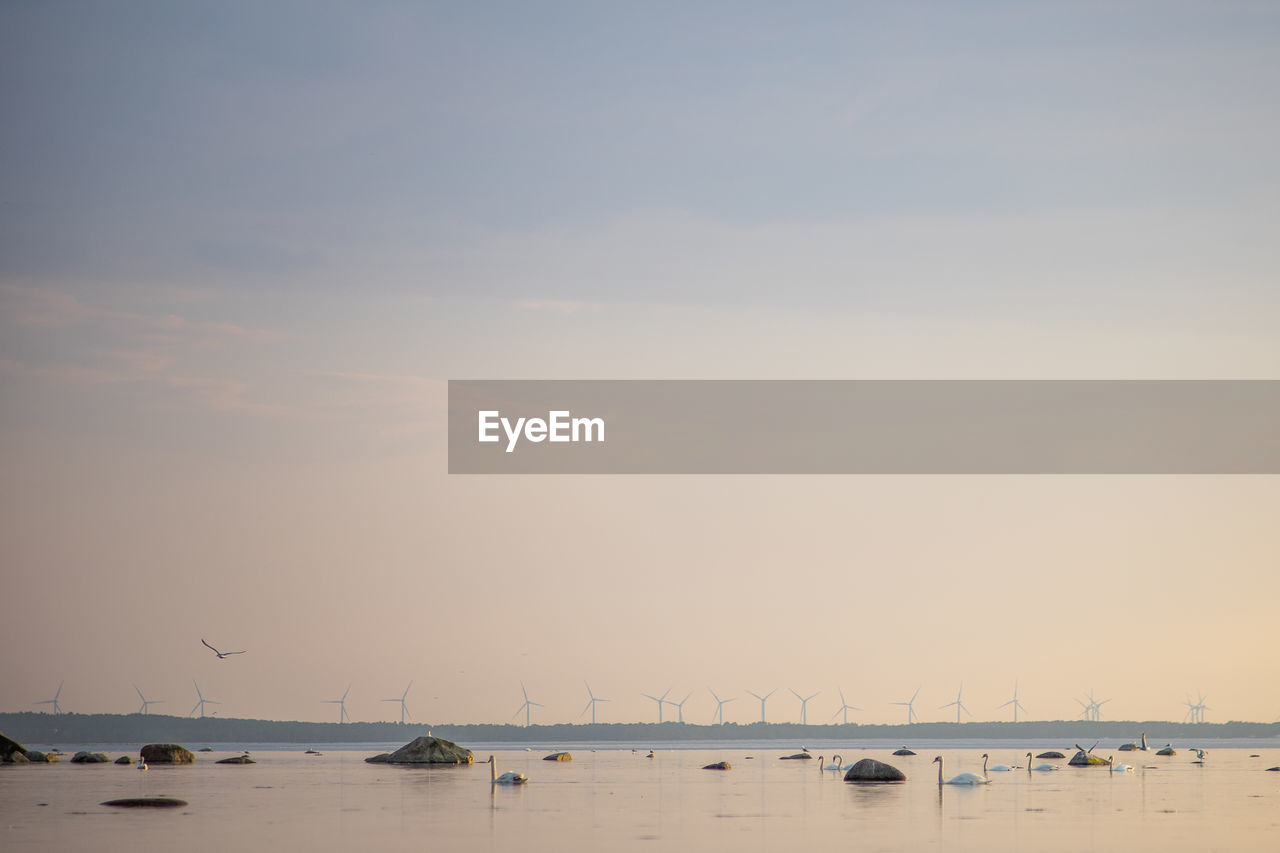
xmin=1 ymin=1 xmax=1278 ymax=727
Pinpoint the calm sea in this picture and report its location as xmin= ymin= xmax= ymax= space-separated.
xmin=3 ymin=739 xmax=1277 ymax=851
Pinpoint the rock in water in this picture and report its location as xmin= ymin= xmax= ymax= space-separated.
xmin=1156 ymin=746 xmax=1177 ymax=756
xmin=71 ymin=751 xmax=111 ymax=763
xmin=365 ymin=753 xmax=391 ymax=764
xmin=11 ymin=751 xmax=30 ymax=764
xmin=1068 ymin=748 xmax=1109 ymax=767
xmin=1036 ymin=751 xmax=1066 ymax=759
xmin=702 ymin=761 xmax=731 ymax=770
xmin=102 ymin=798 xmax=188 ymax=808
xmin=543 ymin=752 xmax=572 ymax=761
xmin=140 ymin=744 xmax=195 ymax=764
xmin=216 ymin=755 xmax=256 ymax=764
xmin=375 ymin=736 xmax=473 ymax=765
xmin=844 ymin=758 xmax=907 ymax=782
xmin=1 ymin=732 xmax=28 ymax=763
xmin=780 ymin=752 xmax=813 ymax=760
xmin=115 ymin=756 xmax=133 ymax=765
xmin=25 ymin=751 xmax=52 ymax=763
xmin=892 ymin=748 xmax=916 ymax=756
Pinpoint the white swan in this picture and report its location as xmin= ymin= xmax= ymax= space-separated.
xmin=1025 ymin=752 xmax=1059 ymax=772
xmin=934 ymin=755 xmax=989 ymax=785
xmin=1109 ymin=755 xmax=1134 ymax=773
xmin=986 ymin=754 xmax=1015 ymax=772
xmin=487 ymin=755 xmax=528 ymax=785
xmin=822 ymin=754 xmax=844 ymax=772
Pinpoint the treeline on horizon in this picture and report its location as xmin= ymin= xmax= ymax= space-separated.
xmin=2 ymin=712 xmax=1277 ymax=746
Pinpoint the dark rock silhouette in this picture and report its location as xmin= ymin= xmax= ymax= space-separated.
xmin=892 ymin=748 xmax=916 ymax=756
xmin=543 ymin=752 xmax=572 ymax=761
xmin=140 ymin=744 xmax=195 ymax=764
xmin=102 ymin=798 xmax=188 ymax=808
xmin=369 ymin=736 xmax=473 ymax=765
xmin=845 ymin=758 xmax=907 ymax=782
xmin=702 ymin=761 xmax=731 ymax=770
xmin=71 ymin=751 xmax=110 ymax=763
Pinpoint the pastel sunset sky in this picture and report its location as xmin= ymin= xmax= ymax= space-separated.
xmin=2 ymin=2 xmax=1277 ymax=726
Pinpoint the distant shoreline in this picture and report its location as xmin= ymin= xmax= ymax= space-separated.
xmin=3 ymin=711 xmax=1277 ymax=746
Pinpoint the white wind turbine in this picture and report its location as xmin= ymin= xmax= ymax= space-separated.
xmin=998 ymin=680 xmax=1026 ymax=722
xmin=580 ymin=682 xmax=609 ymax=724
xmin=513 ymin=682 xmax=542 ymax=727
xmin=747 ymin=689 xmax=776 ymax=723
xmin=831 ymin=689 xmax=861 ymax=725
xmin=709 ymin=688 xmax=736 ymax=724
xmin=891 ymin=687 xmax=921 ymax=724
xmin=190 ymin=680 xmax=221 ymax=718
xmin=669 ymin=691 xmax=693 ymax=723
xmin=939 ymin=683 xmax=971 ymax=724
xmin=1184 ymin=690 xmax=1209 ymax=724
xmin=134 ymin=684 xmax=164 ymax=715
xmin=382 ymin=681 xmax=413 ymax=724
xmin=323 ymin=683 xmax=352 ymax=723
xmin=642 ymin=688 xmax=672 ymax=723
xmin=1076 ymin=688 xmax=1109 ymax=722
xmin=791 ymin=689 xmax=819 ymax=725
xmin=34 ymin=681 xmax=65 ymax=715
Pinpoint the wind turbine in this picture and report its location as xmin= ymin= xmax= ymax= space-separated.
xmin=34 ymin=681 xmax=65 ymax=715
xmin=190 ymin=680 xmax=221 ymax=718
xmin=746 ymin=689 xmax=776 ymax=723
xmin=891 ymin=687 xmax=921 ymax=724
xmin=709 ymin=688 xmax=736 ymax=724
xmin=1185 ymin=690 xmax=1209 ymax=724
xmin=642 ymin=688 xmax=672 ymax=723
xmin=323 ymin=683 xmax=351 ymax=723
xmin=382 ymin=681 xmax=413 ymax=724
xmin=513 ymin=682 xmax=542 ymax=727
xmin=830 ymin=689 xmax=861 ymax=725
xmin=939 ymin=683 xmax=970 ymax=724
xmin=670 ymin=691 xmax=693 ymax=724
xmin=134 ymin=684 xmax=163 ymax=715
xmin=791 ymin=689 xmax=819 ymax=725
xmin=580 ymin=682 xmax=609 ymax=724
xmin=998 ymin=680 xmax=1026 ymax=722
xmin=1077 ymin=688 xmax=1108 ymax=722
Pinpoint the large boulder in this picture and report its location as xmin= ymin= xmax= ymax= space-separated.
xmin=543 ymin=752 xmax=572 ymax=761
xmin=1 ymin=732 xmax=27 ymax=763
xmin=115 ymin=756 xmax=133 ymax=765
xmin=1036 ymin=751 xmax=1065 ymax=759
xmin=845 ymin=758 xmax=907 ymax=782
xmin=703 ymin=761 xmax=731 ymax=770
xmin=1068 ymin=748 xmax=1109 ymax=767
xmin=71 ymin=751 xmax=110 ymax=763
xmin=10 ymin=751 xmax=30 ymax=764
xmin=375 ymin=736 xmax=473 ymax=765
xmin=141 ymin=744 xmax=195 ymax=764
xmin=25 ymin=750 xmax=52 ymax=763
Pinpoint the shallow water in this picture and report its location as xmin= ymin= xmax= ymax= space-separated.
xmin=3 ymin=742 xmax=1278 ymax=851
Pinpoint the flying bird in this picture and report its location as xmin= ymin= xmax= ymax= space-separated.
xmin=202 ymin=639 xmax=246 ymax=659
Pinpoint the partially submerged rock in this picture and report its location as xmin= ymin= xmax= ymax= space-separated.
xmin=115 ymin=756 xmax=133 ymax=765
xmin=1068 ymin=747 xmax=1109 ymax=767
xmin=140 ymin=744 xmax=195 ymax=764
xmin=373 ymin=736 xmax=473 ymax=765
xmin=1 ymin=732 xmax=28 ymax=763
xmin=543 ymin=752 xmax=572 ymax=761
xmin=780 ymin=752 xmax=813 ymax=760
xmin=71 ymin=751 xmax=110 ymax=764
xmin=845 ymin=758 xmax=907 ymax=782
xmin=365 ymin=753 xmax=391 ymax=764
xmin=10 ymin=751 xmax=30 ymax=764
xmin=217 ymin=755 xmax=256 ymax=764
xmin=1036 ymin=751 xmax=1065 ymax=759
xmin=702 ymin=761 xmax=731 ymax=770
xmin=25 ymin=750 xmax=52 ymax=763
xmin=102 ymin=797 xmax=188 ymax=808
xmin=892 ymin=748 xmax=916 ymax=756
xmin=1156 ymin=745 xmax=1177 ymax=756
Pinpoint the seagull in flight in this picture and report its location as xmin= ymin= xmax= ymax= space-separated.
xmin=202 ymin=639 xmax=246 ymax=659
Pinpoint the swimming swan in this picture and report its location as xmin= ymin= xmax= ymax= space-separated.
xmin=934 ymin=755 xmax=989 ymax=785
xmin=985 ymin=754 xmax=1015 ymax=772
xmin=487 ymin=755 xmax=528 ymax=785
xmin=1109 ymin=755 xmax=1134 ymax=773
xmin=1025 ymin=752 xmax=1059 ymax=772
